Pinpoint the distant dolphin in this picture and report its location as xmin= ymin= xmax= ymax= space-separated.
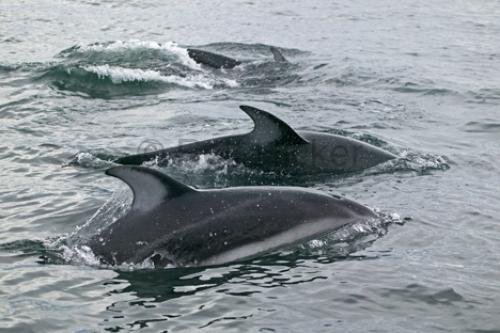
xmin=186 ymin=46 xmax=287 ymax=69
xmin=85 ymin=166 xmax=376 ymax=266
xmin=115 ymin=105 xmax=397 ymax=175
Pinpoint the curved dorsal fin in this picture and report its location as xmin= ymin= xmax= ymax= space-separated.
xmin=270 ymin=46 xmax=288 ymax=63
xmin=105 ymin=166 xmax=195 ymax=212
xmin=239 ymin=105 xmax=309 ymax=145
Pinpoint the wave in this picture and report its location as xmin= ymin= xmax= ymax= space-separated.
xmin=321 ymin=65 xmax=459 ymax=97
xmin=39 ymin=63 xmax=238 ymax=98
xmin=467 ymin=88 xmax=500 ymax=104
xmin=83 ymin=64 xmax=236 ymax=89
xmin=0 ymin=63 xmax=18 ymax=73
xmin=58 ymin=40 xmax=201 ymax=70
xmin=462 ymin=120 xmax=500 ymax=133
xmin=6 ymin=40 xmax=310 ymax=97
xmin=35 ymin=40 xmax=258 ymax=97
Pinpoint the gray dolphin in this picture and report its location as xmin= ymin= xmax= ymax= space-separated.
xmin=186 ymin=48 xmax=242 ymax=69
xmin=115 ymin=105 xmax=396 ymax=175
xmin=85 ymin=166 xmax=376 ymax=266
xmin=186 ymin=46 xmax=287 ymax=69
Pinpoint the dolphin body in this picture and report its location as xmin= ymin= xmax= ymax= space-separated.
xmin=186 ymin=46 xmax=287 ymax=69
xmin=186 ymin=48 xmax=242 ymax=69
xmin=115 ymin=105 xmax=397 ymax=175
xmin=85 ymin=166 xmax=376 ymax=266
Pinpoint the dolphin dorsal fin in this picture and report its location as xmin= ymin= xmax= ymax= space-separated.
xmin=239 ymin=105 xmax=308 ymax=145
xmin=270 ymin=46 xmax=288 ymax=63
xmin=105 ymin=166 xmax=195 ymax=212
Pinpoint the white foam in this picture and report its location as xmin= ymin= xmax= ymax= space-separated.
xmin=59 ymin=243 xmax=163 ymax=270
xmin=81 ymin=64 xmax=238 ymax=89
xmin=60 ymin=244 xmax=101 ymax=266
xmin=70 ymin=151 xmax=114 ymax=168
xmin=78 ymin=40 xmax=200 ymax=69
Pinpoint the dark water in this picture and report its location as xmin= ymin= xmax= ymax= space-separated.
xmin=1 ymin=0 xmax=499 ymax=332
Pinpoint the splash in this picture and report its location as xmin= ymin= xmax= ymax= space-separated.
xmin=145 ymin=153 xmax=263 ymax=188
xmin=367 ymin=151 xmax=451 ymax=175
xmin=68 ymin=152 xmax=115 ymax=169
xmin=70 ymin=188 xmax=132 ymax=242
xmin=60 ymin=40 xmax=201 ymax=70
xmin=301 ymin=209 xmax=406 ymax=257
xmin=52 ymin=188 xmax=132 ymax=267
xmin=82 ymin=64 xmax=217 ymax=89
xmin=39 ymin=40 xmax=240 ymax=97
xmin=59 ymin=244 xmax=101 ymax=266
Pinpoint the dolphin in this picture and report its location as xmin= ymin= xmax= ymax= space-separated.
xmin=186 ymin=48 xmax=241 ymax=69
xmin=85 ymin=166 xmax=376 ymax=266
xmin=115 ymin=105 xmax=397 ymax=175
xmin=186 ymin=46 xmax=287 ymax=69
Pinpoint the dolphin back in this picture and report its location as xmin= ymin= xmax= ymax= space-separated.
xmin=87 ymin=166 xmax=376 ymax=266
xmin=186 ymin=48 xmax=241 ymax=69
xmin=113 ymin=105 xmax=396 ymax=175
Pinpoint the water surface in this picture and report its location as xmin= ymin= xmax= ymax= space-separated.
xmin=1 ymin=0 xmax=499 ymax=332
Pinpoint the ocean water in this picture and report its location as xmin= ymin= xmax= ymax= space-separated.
xmin=1 ymin=0 xmax=499 ymax=332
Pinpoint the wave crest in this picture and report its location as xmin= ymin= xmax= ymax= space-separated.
xmin=59 ymin=40 xmax=200 ymax=69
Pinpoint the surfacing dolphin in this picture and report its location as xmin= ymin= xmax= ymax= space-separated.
xmin=115 ymin=105 xmax=397 ymax=175
xmin=186 ymin=46 xmax=287 ymax=69
xmin=85 ymin=166 xmax=376 ymax=266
